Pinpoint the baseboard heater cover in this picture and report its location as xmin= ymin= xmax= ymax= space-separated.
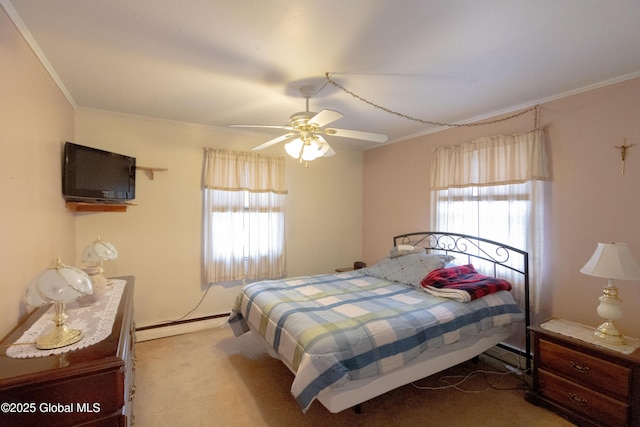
xmin=135 ymin=313 xmax=230 ymax=342
xmin=135 ymin=312 xmax=230 ymax=332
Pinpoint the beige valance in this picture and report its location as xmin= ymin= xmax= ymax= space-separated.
xmin=431 ymin=128 xmax=550 ymax=190
xmin=203 ymin=149 xmax=287 ymax=194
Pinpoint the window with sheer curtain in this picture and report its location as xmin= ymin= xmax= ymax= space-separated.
xmin=202 ymin=149 xmax=287 ymax=283
xmin=430 ymin=129 xmax=550 ymax=312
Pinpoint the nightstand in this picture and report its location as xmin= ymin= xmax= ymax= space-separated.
xmin=526 ymin=320 xmax=640 ymax=427
xmin=335 ymin=262 xmax=367 ymax=273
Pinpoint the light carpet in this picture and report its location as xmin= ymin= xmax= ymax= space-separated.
xmin=133 ymin=325 xmax=574 ymax=426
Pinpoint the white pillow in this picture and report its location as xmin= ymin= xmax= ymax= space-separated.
xmin=363 ymin=253 xmax=455 ymax=287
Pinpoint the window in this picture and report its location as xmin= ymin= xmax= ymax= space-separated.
xmin=430 ymin=129 xmax=550 ymax=312
xmin=202 ymin=149 xmax=287 ymax=283
xmin=432 ymin=182 xmax=532 ymax=251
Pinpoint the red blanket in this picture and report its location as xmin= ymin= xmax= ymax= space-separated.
xmin=420 ymin=264 xmax=512 ymax=301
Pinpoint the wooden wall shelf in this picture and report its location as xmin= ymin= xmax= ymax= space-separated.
xmin=66 ymin=202 xmax=133 ymax=212
xmin=136 ymin=166 xmax=167 ymax=180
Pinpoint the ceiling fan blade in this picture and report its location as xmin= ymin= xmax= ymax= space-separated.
xmin=230 ymin=124 xmax=294 ymax=131
xmin=325 ymin=128 xmax=388 ymax=143
xmin=308 ymin=110 xmax=343 ymax=127
xmin=252 ymin=133 xmax=297 ymax=151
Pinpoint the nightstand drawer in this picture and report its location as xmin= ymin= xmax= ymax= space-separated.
xmin=539 ymin=339 xmax=631 ymax=399
xmin=539 ymin=369 xmax=628 ymax=427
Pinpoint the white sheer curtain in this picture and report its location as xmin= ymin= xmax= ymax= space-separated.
xmin=430 ymin=129 xmax=550 ymax=312
xmin=203 ymin=149 xmax=287 ymax=283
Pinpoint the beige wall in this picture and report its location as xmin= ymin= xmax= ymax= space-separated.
xmin=0 ymin=6 xmax=76 ymax=339
xmin=363 ymin=77 xmax=640 ymax=337
xmin=73 ymin=109 xmax=363 ymax=327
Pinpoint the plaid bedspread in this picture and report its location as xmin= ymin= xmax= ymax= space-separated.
xmin=229 ymin=270 xmax=523 ymax=411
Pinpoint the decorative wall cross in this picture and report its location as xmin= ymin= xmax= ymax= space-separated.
xmin=615 ymin=138 xmax=635 ymax=175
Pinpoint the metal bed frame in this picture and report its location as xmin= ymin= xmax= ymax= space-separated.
xmin=393 ymin=231 xmax=531 ymax=371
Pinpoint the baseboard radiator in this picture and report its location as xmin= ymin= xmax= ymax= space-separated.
xmin=135 ymin=313 xmax=230 ymax=342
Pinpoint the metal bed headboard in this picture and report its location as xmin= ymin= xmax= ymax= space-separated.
xmin=393 ymin=231 xmax=531 ymax=371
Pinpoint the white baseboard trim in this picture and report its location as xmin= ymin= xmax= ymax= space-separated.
xmin=135 ymin=317 xmax=229 ymax=342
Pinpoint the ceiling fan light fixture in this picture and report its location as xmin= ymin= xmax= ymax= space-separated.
xmin=234 ymin=84 xmax=388 ymax=164
xmin=285 ymin=137 xmax=328 ymax=162
xmin=317 ymin=141 xmax=330 ymax=157
xmin=284 ymin=138 xmax=304 ymax=158
xmin=301 ymin=140 xmax=324 ymax=162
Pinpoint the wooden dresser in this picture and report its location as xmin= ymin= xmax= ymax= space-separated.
xmin=526 ymin=322 xmax=640 ymax=427
xmin=0 ymin=277 xmax=135 ymax=427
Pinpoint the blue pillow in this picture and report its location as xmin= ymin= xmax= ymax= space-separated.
xmin=363 ymin=253 xmax=455 ymax=287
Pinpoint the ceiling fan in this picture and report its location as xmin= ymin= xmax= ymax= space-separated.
xmin=230 ymin=86 xmax=388 ymax=163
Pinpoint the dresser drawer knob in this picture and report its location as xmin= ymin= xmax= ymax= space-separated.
xmin=568 ymin=392 xmax=588 ymax=406
xmin=569 ymin=361 xmax=589 ymax=373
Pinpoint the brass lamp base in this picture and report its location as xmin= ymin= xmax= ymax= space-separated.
xmin=594 ymin=321 xmax=626 ymax=345
xmin=35 ymin=302 xmax=84 ymax=350
xmin=36 ymin=324 xmax=83 ymax=350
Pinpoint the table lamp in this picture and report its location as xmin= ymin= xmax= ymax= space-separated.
xmin=580 ymin=242 xmax=640 ymax=345
xmin=23 ymin=257 xmax=93 ymax=349
xmin=82 ymin=236 xmax=118 ymax=289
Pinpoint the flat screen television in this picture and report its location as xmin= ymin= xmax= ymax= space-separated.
xmin=62 ymin=142 xmax=136 ymax=202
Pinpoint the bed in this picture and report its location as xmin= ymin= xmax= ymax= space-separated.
xmin=229 ymin=231 xmax=530 ymax=413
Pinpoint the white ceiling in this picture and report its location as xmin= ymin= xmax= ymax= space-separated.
xmin=5 ymin=0 xmax=640 ymax=149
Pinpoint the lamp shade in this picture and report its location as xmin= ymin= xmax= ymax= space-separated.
xmin=301 ymin=140 xmax=322 ymax=161
xmin=580 ymin=242 xmax=640 ymax=280
xmin=23 ymin=257 xmax=93 ymax=306
xmin=284 ymin=138 xmax=303 ymax=158
xmin=82 ymin=237 xmax=118 ymax=264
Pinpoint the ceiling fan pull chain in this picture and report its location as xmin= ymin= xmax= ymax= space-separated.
xmin=324 ymin=72 xmax=537 ymax=128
